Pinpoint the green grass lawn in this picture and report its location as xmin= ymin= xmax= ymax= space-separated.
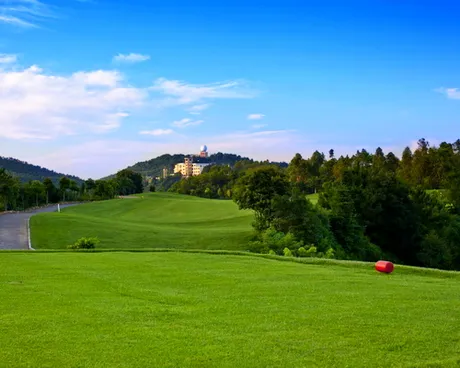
xmin=1 ymin=252 xmax=459 ymax=367
xmin=31 ymin=193 xmax=254 ymax=250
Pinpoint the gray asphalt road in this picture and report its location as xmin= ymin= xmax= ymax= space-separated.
xmin=0 ymin=204 xmax=78 ymax=250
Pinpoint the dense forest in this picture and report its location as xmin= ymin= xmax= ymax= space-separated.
xmin=0 ymin=156 xmax=82 ymax=184
xmin=168 ymin=138 xmax=460 ymax=271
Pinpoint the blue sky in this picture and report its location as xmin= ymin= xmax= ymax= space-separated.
xmin=0 ymin=0 xmax=459 ymax=178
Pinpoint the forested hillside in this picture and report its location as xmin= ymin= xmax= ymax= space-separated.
xmin=0 ymin=156 xmax=82 ymax=184
xmin=169 ymin=138 xmax=460 ymax=271
xmin=116 ymin=152 xmax=288 ymax=178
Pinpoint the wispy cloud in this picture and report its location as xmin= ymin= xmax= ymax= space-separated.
xmin=251 ymin=123 xmax=267 ymax=129
xmin=151 ymin=78 xmax=256 ymax=106
xmin=113 ymin=53 xmax=150 ymax=63
xmin=0 ymin=64 xmax=147 ymax=140
xmin=435 ymin=87 xmax=460 ymax=100
xmin=172 ymin=118 xmax=204 ymax=128
xmin=187 ymin=103 xmax=210 ymax=115
xmin=139 ymin=129 xmax=174 ymax=136
xmin=0 ymin=14 xmax=35 ymax=27
xmin=0 ymin=53 xmax=17 ymax=63
xmin=0 ymin=0 xmax=58 ymax=28
xmin=0 ymin=57 xmax=260 ymax=142
xmin=247 ymin=113 xmax=265 ymax=120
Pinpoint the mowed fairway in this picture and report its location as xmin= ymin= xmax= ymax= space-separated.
xmin=1 ymin=252 xmax=459 ymax=367
xmin=31 ymin=193 xmax=254 ymax=250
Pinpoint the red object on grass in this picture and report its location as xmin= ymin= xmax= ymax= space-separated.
xmin=375 ymin=260 xmax=394 ymax=274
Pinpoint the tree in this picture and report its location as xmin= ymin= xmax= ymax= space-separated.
xmin=233 ymin=166 xmax=290 ymax=231
xmin=319 ymin=182 xmax=380 ymax=261
xmin=85 ymin=178 xmax=96 ymax=200
xmin=336 ymin=167 xmax=418 ymax=263
xmin=59 ymin=177 xmax=71 ymax=201
xmin=93 ymin=180 xmax=116 ymax=200
xmin=0 ymin=169 xmax=19 ymax=211
xmin=412 ymin=138 xmax=431 ymax=187
xmin=43 ymin=178 xmax=57 ymax=204
xmin=28 ymin=180 xmax=45 ymax=207
xmin=385 ymin=152 xmax=400 ymax=172
xmin=69 ymin=180 xmax=80 ymax=201
xmin=116 ymin=169 xmax=144 ymax=194
xmin=372 ymin=147 xmax=386 ymax=170
xmin=399 ymin=146 xmax=413 ymax=184
xmin=79 ymin=181 xmax=87 ymax=196
xmin=287 ymin=153 xmax=308 ymax=187
xmin=271 ymin=189 xmax=337 ymax=252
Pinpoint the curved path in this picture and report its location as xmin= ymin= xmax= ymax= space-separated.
xmin=0 ymin=204 xmax=79 ymax=250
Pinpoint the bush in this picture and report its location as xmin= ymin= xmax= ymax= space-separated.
xmin=306 ymin=245 xmax=317 ymax=257
xmin=149 ymin=185 xmax=156 ymax=192
xmin=325 ymin=248 xmax=335 ymax=259
xmin=297 ymin=247 xmax=308 ymax=257
xmin=68 ymin=237 xmax=100 ymax=250
xmin=283 ymin=247 xmax=293 ymax=257
xmin=248 ymin=227 xmax=304 ymax=255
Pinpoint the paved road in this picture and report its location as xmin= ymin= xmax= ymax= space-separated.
xmin=0 ymin=204 xmax=78 ymax=250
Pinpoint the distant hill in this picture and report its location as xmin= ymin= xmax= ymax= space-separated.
xmin=0 ymin=156 xmax=83 ymax=184
xmin=106 ymin=152 xmax=288 ymax=178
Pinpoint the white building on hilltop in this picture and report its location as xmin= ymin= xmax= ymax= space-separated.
xmin=173 ymin=146 xmax=211 ymax=177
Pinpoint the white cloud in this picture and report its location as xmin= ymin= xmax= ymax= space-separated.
xmin=113 ymin=53 xmax=150 ymax=63
xmin=139 ymin=129 xmax=174 ymax=136
xmin=0 ymin=64 xmax=147 ymax=140
xmin=0 ymin=53 xmax=17 ymax=64
xmin=435 ymin=87 xmax=460 ymax=100
xmin=71 ymin=70 xmax=123 ymax=87
xmin=171 ymin=118 xmax=204 ymax=128
xmin=247 ymin=113 xmax=265 ymax=120
xmin=251 ymin=124 xmax=267 ymax=129
xmin=151 ymin=78 xmax=255 ymax=106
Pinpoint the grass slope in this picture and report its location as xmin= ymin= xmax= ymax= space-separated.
xmin=1 ymin=252 xmax=459 ymax=367
xmin=31 ymin=193 xmax=254 ymax=250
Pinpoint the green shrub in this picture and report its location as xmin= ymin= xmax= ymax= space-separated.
xmin=325 ymin=247 xmax=335 ymax=259
xmin=297 ymin=247 xmax=308 ymax=257
xmin=68 ymin=237 xmax=100 ymax=250
xmin=306 ymin=245 xmax=317 ymax=257
xmin=248 ymin=227 xmax=304 ymax=255
xmin=283 ymin=247 xmax=293 ymax=257
xmin=268 ymin=249 xmax=276 ymax=255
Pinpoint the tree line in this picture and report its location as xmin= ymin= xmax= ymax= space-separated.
xmin=0 ymin=169 xmax=144 ymax=211
xmin=168 ymin=138 xmax=460 ymax=271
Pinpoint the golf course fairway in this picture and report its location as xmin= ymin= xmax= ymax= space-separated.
xmin=1 ymin=251 xmax=459 ymax=367
xmin=30 ymin=193 xmax=254 ymax=250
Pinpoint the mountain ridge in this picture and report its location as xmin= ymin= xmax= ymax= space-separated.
xmin=102 ymin=152 xmax=288 ymax=179
xmin=0 ymin=156 xmax=83 ymax=184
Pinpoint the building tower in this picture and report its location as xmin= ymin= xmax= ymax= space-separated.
xmin=199 ymin=145 xmax=209 ymax=158
xmin=184 ymin=157 xmax=193 ymax=177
